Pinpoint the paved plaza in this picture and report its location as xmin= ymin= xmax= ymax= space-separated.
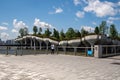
xmin=0 ymin=54 xmax=120 ymax=80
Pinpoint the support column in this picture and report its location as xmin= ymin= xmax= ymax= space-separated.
xmin=94 ymin=45 xmax=102 ymax=58
xmin=33 ymin=39 xmax=36 ymax=50
xmin=25 ymin=38 xmax=27 ymax=49
xmin=20 ymin=41 xmax=23 ymax=56
xmin=74 ymin=47 xmax=77 ymax=55
xmin=63 ymin=46 xmax=66 ymax=54
xmin=39 ymin=41 xmax=42 ymax=50
xmin=45 ymin=41 xmax=49 ymax=51
xmin=91 ymin=45 xmax=94 ymax=52
xmin=31 ymin=39 xmax=32 ymax=49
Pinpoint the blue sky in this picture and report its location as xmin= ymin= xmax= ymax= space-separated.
xmin=0 ymin=0 xmax=120 ymax=41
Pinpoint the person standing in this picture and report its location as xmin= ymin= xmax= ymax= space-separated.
xmin=51 ymin=44 xmax=55 ymax=54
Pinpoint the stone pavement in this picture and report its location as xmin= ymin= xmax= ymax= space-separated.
xmin=0 ymin=54 xmax=120 ymax=80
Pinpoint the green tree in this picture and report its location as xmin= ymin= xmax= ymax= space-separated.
xmin=60 ymin=29 xmax=65 ymax=40
xmin=81 ymin=28 xmax=88 ymax=37
xmin=53 ymin=28 xmax=60 ymax=40
xmin=33 ymin=26 xmax=38 ymax=35
xmin=109 ymin=24 xmax=118 ymax=39
xmin=38 ymin=27 xmax=42 ymax=35
xmin=24 ymin=27 xmax=28 ymax=36
xmin=19 ymin=28 xmax=24 ymax=37
xmin=99 ymin=21 xmax=107 ymax=35
xmin=66 ymin=27 xmax=76 ymax=39
xmin=19 ymin=27 xmax=28 ymax=37
xmin=94 ymin=26 xmax=99 ymax=34
xmin=75 ymin=30 xmax=81 ymax=38
xmin=44 ymin=28 xmax=51 ymax=37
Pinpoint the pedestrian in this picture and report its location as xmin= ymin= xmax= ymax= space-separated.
xmin=51 ymin=44 xmax=55 ymax=54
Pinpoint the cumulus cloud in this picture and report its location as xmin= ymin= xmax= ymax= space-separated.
xmin=0 ymin=26 xmax=8 ymax=30
xmin=55 ymin=7 xmax=63 ymax=13
xmin=107 ymin=17 xmax=120 ymax=24
xmin=11 ymin=29 xmax=18 ymax=33
xmin=34 ymin=18 xmax=54 ymax=29
xmin=13 ymin=19 xmax=28 ymax=29
xmin=92 ymin=22 xmax=97 ymax=25
xmin=49 ymin=7 xmax=63 ymax=14
xmin=0 ymin=32 xmax=9 ymax=39
xmin=73 ymin=0 xmax=81 ymax=6
xmin=73 ymin=0 xmax=88 ymax=6
xmin=84 ymin=0 xmax=117 ymax=17
xmin=118 ymin=1 xmax=120 ymax=6
xmin=81 ymin=26 xmax=95 ymax=32
xmin=76 ymin=11 xmax=85 ymax=18
xmin=2 ymin=22 xmax=8 ymax=26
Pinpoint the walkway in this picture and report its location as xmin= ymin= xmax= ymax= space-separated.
xmin=0 ymin=54 xmax=120 ymax=80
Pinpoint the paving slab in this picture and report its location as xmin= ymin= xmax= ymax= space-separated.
xmin=0 ymin=54 xmax=120 ymax=80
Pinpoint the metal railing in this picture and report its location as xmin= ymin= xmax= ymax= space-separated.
xmin=0 ymin=45 xmax=94 ymax=57
xmin=101 ymin=45 xmax=120 ymax=57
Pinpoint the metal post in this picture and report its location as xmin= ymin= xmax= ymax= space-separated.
xmin=114 ymin=46 xmax=116 ymax=55
xmin=21 ymin=45 xmax=23 ymax=56
xmin=15 ymin=48 xmax=17 ymax=56
xmin=56 ymin=46 xmax=58 ymax=55
xmin=64 ymin=46 xmax=66 ymax=54
xmin=6 ymin=46 xmax=8 ymax=55
xmin=74 ymin=47 xmax=77 ymax=56
xmin=106 ymin=46 xmax=107 ymax=56
xmin=34 ymin=39 xmax=36 ymax=55
xmin=31 ymin=39 xmax=32 ymax=49
xmin=39 ymin=41 xmax=41 ymax=50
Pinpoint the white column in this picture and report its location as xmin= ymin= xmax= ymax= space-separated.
xmin=25 ymin=39 xmax=26 ymax=45
xmin=34 ymin=39 xmax=36 ymax=50
xmin=91 ymin=45 xmax=94 ymax=52
xmin=94 ymin=45 xmax=102 ymax=58
xmin=39 ymin=41 xmax=41 ymax=50
xmin=31 ymin=39 xmax=32 ymax=49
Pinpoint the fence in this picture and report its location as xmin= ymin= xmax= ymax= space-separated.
xmin=102 ymin=45 xmax=120 ymax=57
xmin=0 ymin=45 xmax=94 ymax=57
xmin=94 ymin=45 xmax=120 ymax=58
xmin=56 ymin=46 xmax=93 ymax=56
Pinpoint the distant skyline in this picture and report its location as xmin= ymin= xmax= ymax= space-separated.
xmin=0 ymin=0 xmax=120 ymax=41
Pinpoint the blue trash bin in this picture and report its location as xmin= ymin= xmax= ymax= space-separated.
xmin=87 ymin=50 xmax=93 ymax=56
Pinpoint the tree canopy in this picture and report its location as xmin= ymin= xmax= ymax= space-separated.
xmin=18 ymin=21 xmax=120 ymax=41
xmin=94 ymin=26 xmax=99 ymax=34
xmin=109 ymin=24 xmax=118 ymax=39
xmin=52 ymin=28 xmax=60 ymax=40
xmin=19 ymin=27 xmax=28 ymax=37
xmin=44 ymin=28 xmax=51 ymax=37
xmin=33 ymin=26 xmax=38 ymax=35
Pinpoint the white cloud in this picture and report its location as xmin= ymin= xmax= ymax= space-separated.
xmin=108 ymin=17 xmax=120 ymax=21
xmin=49 ymin=7 xmax=63 ymax=14
xmin=0 ymin=32 xmax=9 ymax=40
xmin=73 ymin=0 xmax=81 ymax=6
xmin=118 ymin=1 xmax=120 ymax=6
xmin=73 ymin=0 xmax=88 ymax=6
xmin=0 ymin=26 xmax=8 ymax=30
xmin=2 ymin=22 xmax=8 ymax=26
xmin=34 ymin=18 xmax=54 ymax=29
xmin=84 ymin=0 xmax=117 ymax=17
xmin=11 ymin=29 xmax=18 ymax=33
xmin=13 ymin=19 xmax=28 ymax=29
xmin=76 ymin=11 xmax=85 ymax=18
xmin=81 ymin=26 xmax=95 ymax=32
xmin=107 ymin=17 xmax=120 ymax=24
xmin=92 ymin=22 xmax=97 ymax=25
xmin=55 ymin=7 xmax=63 ymax=13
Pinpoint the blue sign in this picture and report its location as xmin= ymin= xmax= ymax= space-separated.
xmin=87 ymin=50 xmax=93 ymax=56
